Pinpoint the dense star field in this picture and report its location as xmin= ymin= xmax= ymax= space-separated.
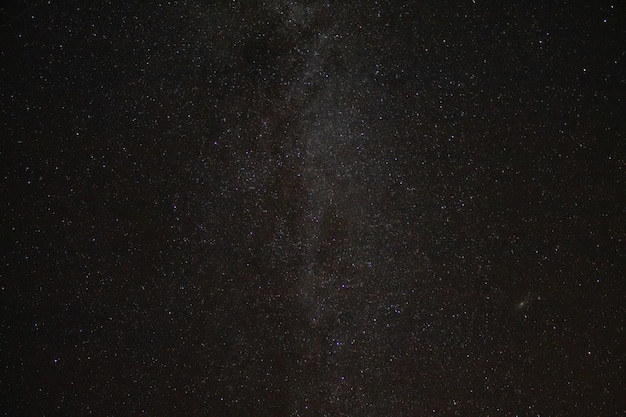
xmin=1 ymin=1 xmax=625 ymax=415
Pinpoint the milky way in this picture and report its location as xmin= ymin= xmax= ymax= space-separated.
xmin=2 ymin=1 xmax=625 ymax=415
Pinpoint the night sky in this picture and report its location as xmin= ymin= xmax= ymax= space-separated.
xmin=1 ymin=1 xmax=625 ymax=416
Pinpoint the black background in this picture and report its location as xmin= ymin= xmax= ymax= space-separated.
xmin=1 ymin=1 xmax=625 ymax=415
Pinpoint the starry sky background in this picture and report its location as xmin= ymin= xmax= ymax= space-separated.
xmin=1 ymin=1 xmax=625 ymax=416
